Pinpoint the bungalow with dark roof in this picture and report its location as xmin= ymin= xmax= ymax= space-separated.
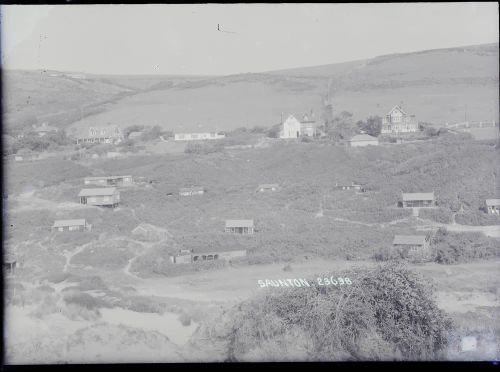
xmin=393 ymin=234 xmax=431 ymax=260
xmin=401 ymin=192 xmax=435 ymax=208
xmin=486 ymin=199 xmax=500 ymax=215
xmin=52 ymin=219 xmax=91 ymax=232
xmin=84 ymin=175 xmax=133 ymax=187
xmin=78 ymin=187 xmax=120 ymax=207
xmin=225 ymin=219 xmax=254 ymax=234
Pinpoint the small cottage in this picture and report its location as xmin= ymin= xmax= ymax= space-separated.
xmin=392 ymin=235 xmax=431 ymax=260
xmin=401 ymin=192 xmax=435 ymax=208
xmin=179 ymin=187 xmax=205 ymax=196
xmin=52 ymin=219 xmax=91 ymax=232
xmin=78 ymin=187 xmax=120 ymax=207
xmin=348 ymin=134 xmax=379 ymax=147
xmin=334 ymin=182 xmax=364 ymax=192
xmin=257 ymin=184 xmax=279 ymax=192
xmin=4 ymin=255 xmax=17 ymax=275
xmin=84 ymin=175 xmax=133 ymax=187
xmin=170 ymin=247 xmax=247 ymax=264
xmin=225 ymin=219 xmax=254 ymax=234
xmin=131 ymin=223 xmax=171 ymax=242
xmin=485 ymin=199 xmax=500 ymax=215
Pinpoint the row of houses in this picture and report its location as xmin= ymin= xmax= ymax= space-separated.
xmin=279 ymin=105 xmax=418 ymax=142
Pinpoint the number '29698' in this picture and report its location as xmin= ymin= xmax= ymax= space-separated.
xmin=316 ymin=277 xmax=352 ymax=286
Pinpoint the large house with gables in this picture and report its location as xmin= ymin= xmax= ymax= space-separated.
xmin=381 ymin=105 xmax=417 ymax=135
xmin=72 ymin=125 xmax=124 ymax=144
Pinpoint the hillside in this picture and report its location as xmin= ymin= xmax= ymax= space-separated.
xmin=3 ymin=42 xmax=498 ymax=136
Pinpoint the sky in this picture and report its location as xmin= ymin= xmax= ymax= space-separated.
xmin=1 ymin=3 xmax=498 ymax=75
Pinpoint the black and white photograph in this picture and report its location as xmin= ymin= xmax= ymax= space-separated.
xmin=1 ymin=3 xmax=499 ymax=364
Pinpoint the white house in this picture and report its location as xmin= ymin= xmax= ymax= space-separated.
xmin=348 ymin=134 xmax=379 ymax=147
xmin=381 ymin=105 xmax=417 ymax=134
xmin=486 ymin=199 xmax=500 ymax=215
xmin=280 ymin=115 xmax=302 ymax=139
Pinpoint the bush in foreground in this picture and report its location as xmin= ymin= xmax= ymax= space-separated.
xmin=194 ymin=263 xmax=453 ymax=361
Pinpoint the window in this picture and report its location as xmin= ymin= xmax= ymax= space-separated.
xmin=58 ymin=227 xmax=64 ymax=232
xmin=69 ymin=226 xmax=78 ymax=231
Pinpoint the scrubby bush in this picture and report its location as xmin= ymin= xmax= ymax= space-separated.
xmin=418 ymin=207 xmax=453 ymax=224
xmin=195 ymin=263 xmax=452 ymax=361
xmin=432 ymin=228 xmax=500 ymax=264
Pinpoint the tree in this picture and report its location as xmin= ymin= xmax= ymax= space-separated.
xmin=357 ymin=116 xmax=382 ymax=137
xmin=327 ymin=111 xmax=355 ymax=140
xmin=123 ymin=125 xmax=145 ymax=138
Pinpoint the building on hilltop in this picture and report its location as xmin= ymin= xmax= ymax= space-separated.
xmin=33 ymin=123 xmax=58 ymax=137
xmin=300 ymin=110 xmax=317 ymax=137
xmin=279 ymin=115 xmax=302 ymax=139
xmin=381 ymin=105 xmax=417 ymax=135
xmin=348 ymin=134 xmax=379 ymax=147
xmin=72 ymin=125 xmax=124 ymax=145
xmin=52 ymin=219 xmax=91 ymax=232
xmin=225 ymin=219 xmax=254 ymax=234
xmin=485 ymin=199 xmax=500 ymax=215
xmin=78 ymin=187 xmax=120 ymax=207
xmin=179 ymin=186 xmax=205 ymax=196
xmin=334 ymin=182 xmax=364 ymax=192
xmin=84 ymin=175 xmax=133 ymax=187
xmin=401 ymin=192 xmax=435 ymax=208
xmin=257 ymin=184 xmax=279 ymax=193
xmin=392 ymin=235 xmax=431 ymax=261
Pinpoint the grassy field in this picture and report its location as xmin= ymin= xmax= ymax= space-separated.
xmin=4 ymin=43 xmax=498 ymax=137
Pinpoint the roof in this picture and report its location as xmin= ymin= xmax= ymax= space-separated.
xmin=393 ymin=235 xmax=427 ymax=245
xmin=85 ymin=175 xmax=132 ymax=181
xmin=78 ymin=187 xmax=118 ymax=197
xmin=225 ymin=219 xmax=254 ymax=228
xmin=402 ymin=192 xmax=435 ymax=201
xmin=350 ymin=134 xmax=378 ymax=142
xmin=180 ymin=187 xmax=204 ymax=192
xmin=258 ymin=184 xmax=279 ymax=189
xmin=387 ymin=105 xmax=409 ymax=116
xmin=53 ymin=219 xmax=86 ymax=227
xmin=486 ymin=199 xmax=500 ymax=206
